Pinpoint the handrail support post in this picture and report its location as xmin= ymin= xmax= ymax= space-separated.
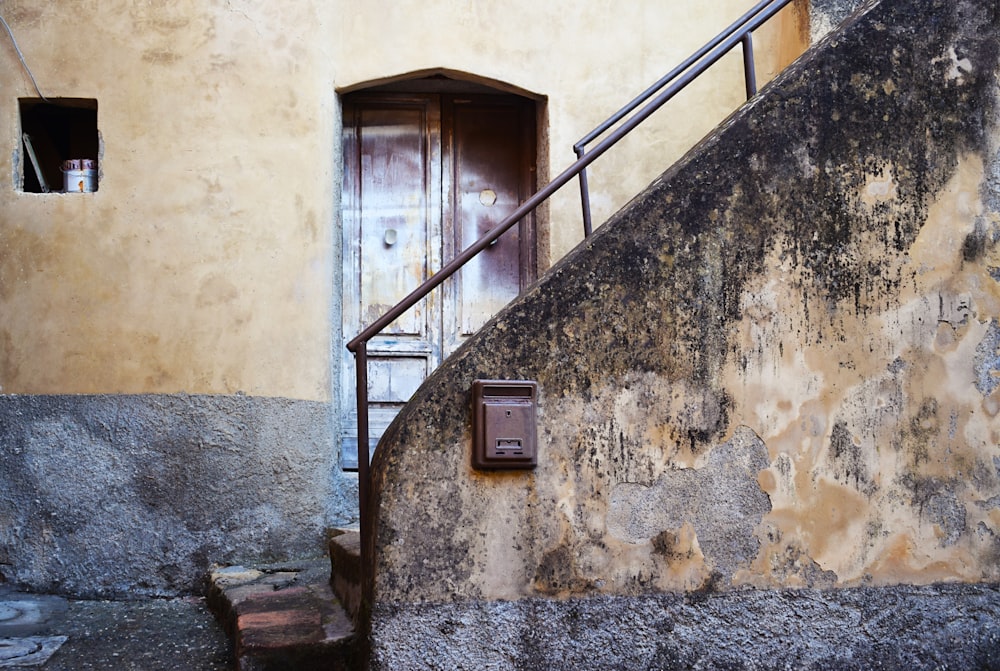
xmin=354 ymin=342 xmax=371 ymax=587
xmin=575 ymin=146 xmax=594 ymax=238
xmin=742 ymin=32 xmax=758 ymax=99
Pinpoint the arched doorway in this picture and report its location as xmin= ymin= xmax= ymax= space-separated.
xmin=340 ymin=73 xmax=541 ymax=468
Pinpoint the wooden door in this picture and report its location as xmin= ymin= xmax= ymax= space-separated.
xmin=443 ymin=96 xmax=537 ymax=356
xmin=341 ymin=92 xmax=535 ymax=469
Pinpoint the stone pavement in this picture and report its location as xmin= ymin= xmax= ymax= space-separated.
xmin=0 ymin=584 xmax=232 ymax=670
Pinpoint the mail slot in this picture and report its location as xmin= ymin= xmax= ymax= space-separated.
xmin=472 ymin=380 xmax=538 ymax=470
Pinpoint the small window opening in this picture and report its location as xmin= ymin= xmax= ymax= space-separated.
xmin=19 ymin=98 xmax=98 ymax=193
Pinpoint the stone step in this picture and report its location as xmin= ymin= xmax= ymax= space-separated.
xmin=328 ymin=529 xmax=362 ymax=623
xmin=207 ymin=558 xmax=360 ymax=671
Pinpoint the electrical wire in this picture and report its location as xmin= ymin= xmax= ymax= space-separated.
xmin=0 ymin=13 xmax=50 ymax=101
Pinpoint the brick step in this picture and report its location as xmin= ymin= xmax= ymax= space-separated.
xmin=328 ymin=529 xmax=362 ymax=624
xmin=207 ymin=557 xmax=359 ymax=671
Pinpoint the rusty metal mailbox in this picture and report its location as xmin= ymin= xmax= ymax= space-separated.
xmin=472 ymin=380 xmax=538 ymax=470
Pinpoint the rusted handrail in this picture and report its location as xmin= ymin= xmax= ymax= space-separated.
xmin=347 ymin=0 xmax=798 ymax=562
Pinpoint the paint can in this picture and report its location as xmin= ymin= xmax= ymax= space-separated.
xmin=62 ymin=159 xmax=97 ymax=193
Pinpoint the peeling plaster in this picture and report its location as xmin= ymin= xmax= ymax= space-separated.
xmin=607 ymin=427 xmax=771 ymax=582
xmin=726 ymin=152 xmax=1000 ymax=585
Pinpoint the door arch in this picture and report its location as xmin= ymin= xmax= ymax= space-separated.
xmin=340 ymin=74 xmax=540 ymax=469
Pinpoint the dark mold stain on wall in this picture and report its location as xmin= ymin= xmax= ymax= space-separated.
xmin=828 ymin=419 xmax=874 ymax=495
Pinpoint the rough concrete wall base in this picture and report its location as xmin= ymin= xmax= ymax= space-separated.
xmin=371 ymin=583 xmax=1000 ymax=671
xmin=0 ymin=394 xmax=355 ymax=598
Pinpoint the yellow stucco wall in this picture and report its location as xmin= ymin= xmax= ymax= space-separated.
xmin=0 ymin=1 xmax=807 ymax=398
xmin=0 ymin=1 xmax=339 ymax=399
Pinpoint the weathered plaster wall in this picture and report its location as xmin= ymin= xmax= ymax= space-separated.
xmin=372 ymin=585 xmax=1000 ymax=670
xmin=334 ymin=0 xmax=809 ymax=263
xmin=368 ymin=0 xmax=1000 ymax=665
xmin=0 ymin=1 xmax=809 ymax=596
xmin=0 ymin=1 xmax=353 ymax=595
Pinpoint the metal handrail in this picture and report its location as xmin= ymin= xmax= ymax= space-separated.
xmin=347 ymin=0 xmax=798 ymax=564
xmin=575 ymin=0 xmax=794 ymax=236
